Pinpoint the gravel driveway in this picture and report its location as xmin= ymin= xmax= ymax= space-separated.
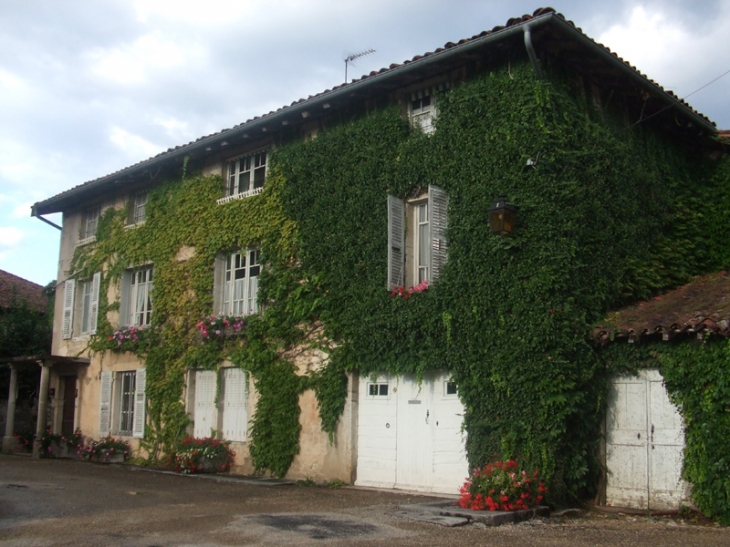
xmin=1 ymin=454 xmax=728 ymax=546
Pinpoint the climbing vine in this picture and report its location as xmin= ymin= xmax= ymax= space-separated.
xmin=68 ymin=59 xmax=730 ymax=506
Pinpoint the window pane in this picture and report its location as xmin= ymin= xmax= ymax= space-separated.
xmin=238 ymin=171 xmax=251 ymax=193
xmin=378 ymin=384 xmax=389 ymax=396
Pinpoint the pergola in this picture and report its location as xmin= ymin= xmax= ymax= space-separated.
xmin=1 ymin=354 xmax=90 ymax=457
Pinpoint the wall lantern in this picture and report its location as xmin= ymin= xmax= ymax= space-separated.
xmin=487 ymin=195 xmax=517 ymax=235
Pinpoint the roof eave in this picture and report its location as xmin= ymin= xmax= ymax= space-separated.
xmin=31 ymin=11 xmax=717 ymax=216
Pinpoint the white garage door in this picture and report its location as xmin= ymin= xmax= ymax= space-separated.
xmin=356 ymin=372 xmax=468 ymax=494
xmin=606 ymin=369 xmax=690 ymax=510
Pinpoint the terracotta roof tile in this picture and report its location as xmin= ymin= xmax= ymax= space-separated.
xmin=0 ymin=270 xmax=48 ymax=313
xmin=34 ymin=7 xmax=718 ymax=212
xmin=594 ymin=271 xmax=730 ymax=343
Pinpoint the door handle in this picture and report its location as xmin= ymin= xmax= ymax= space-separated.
xmin=425 ymin=410 xmax=429 ymax=424
xmin=651 ymin=424 xmax=654 ymax=442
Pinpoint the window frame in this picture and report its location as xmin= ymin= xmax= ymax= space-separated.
xmin=118 ymin=371 xmax=136 ymax=436
xmin=409 ymin=92 xmax=435 ymax=134
xmin=219 ymin=150 xmax=268 ymax=204
xmin=78 ymin=206 xmax=100 ymax=245
xmin=387 ymin=185 xmax=449 ymax=290
xmin=215 ymin=249 xmax=261 ymax=317
xmin=120 ymin=265 xmax=154 ymax=328
xmin=128 ymin=192 xmax=148 ymax=226
xmin=100 ymin=369 xmax=146 ymax=438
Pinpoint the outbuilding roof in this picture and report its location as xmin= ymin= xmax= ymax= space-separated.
xmin=0 ymin=270 xmax=49 ymax=313
xmin=32 ymin=7 xmax=719 ymax=216
xmin=594 ymin=271 xmax=730 ymax=344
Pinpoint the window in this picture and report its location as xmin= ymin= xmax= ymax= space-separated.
xmin=61 ymin=272 xmax=101 ymax=339
xmin=368 ymin=383 xmax=389 ymax=397
xmin=118 ymin=371 xmax=136 ymax=436
xmin=99 ymin=369 xmax=146 ymax=438
xmin=128 ymin=192 xmax=148 ymax=225
xmin=445 ymin=381 xmax=458 ymax=396
xmin=387 ymin=185 xmax=449 ymax=290
xmin=409 ymin=92 xmax=435 ymax=134
xmin=120 ymin=266 xmax=153 ymax=327
xmin=214 ymin=249 xmax=260 ymax=316
xmin=220 ymin=150 xmax=267 ymax=203
xmin=79 ymin=207 xmax=100 ymax=244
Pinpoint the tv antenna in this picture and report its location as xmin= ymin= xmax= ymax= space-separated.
xmin=345 ymin=49 xmax=375 ymax=82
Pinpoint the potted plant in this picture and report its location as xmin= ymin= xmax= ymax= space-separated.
xmin=458 ymin=460 xmax=548 ymax=511
xmin=164 ymin=436 xmax=235 ymax=474
xmin=79 ymin=436 xmax=131 ymax=463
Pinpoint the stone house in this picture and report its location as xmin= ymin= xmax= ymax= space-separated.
xmin=27 ymin=7 xmax=727 ymax=505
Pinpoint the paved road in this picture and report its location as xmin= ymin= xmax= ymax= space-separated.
xmin=1 ymin=454 xmax=728 ymax=546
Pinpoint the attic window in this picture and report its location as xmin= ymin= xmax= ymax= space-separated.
xmin=218 ymin=150 xmax=267 ymax=204
xmin=408 ymin=84 xmax=448 ymax=134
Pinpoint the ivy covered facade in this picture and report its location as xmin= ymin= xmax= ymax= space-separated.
xmin=32 ymin=8 xmax=730 ymax=514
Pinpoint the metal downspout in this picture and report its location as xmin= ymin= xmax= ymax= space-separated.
xmin=523 ymin=25 xmax=543 ymax=80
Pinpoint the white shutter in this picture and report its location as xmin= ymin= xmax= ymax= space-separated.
xmin=222 ymin=368 xmax=248 ymax=442
xmin=213 ymin=255 xmax=226 ymax=315
xmin=387 ymin=195 xmax=405 ymax=290
xmin=194 ymin=370 xmax=218 ymax=438
xmin=89 ymin=272 xmax=101 ymax=334
xmin=118 ymin=270 xmax=132 ymax=327
xmin=133 ymin=368 xmax=146 ymax=438
xmin=99 ymin=370 xmax=112 ymax=437
xmin=429 ymin=185 xmax=449 ymax=283
xmin=62 ymin=279 xmax=75 ymax=339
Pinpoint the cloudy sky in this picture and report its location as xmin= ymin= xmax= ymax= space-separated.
xmin=1 ymin=0 xmax=729 ymax=286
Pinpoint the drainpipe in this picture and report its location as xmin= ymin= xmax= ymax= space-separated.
xmin=523 ymin=24 xmax=543 ymax=80
xmin=31 ymin=207 xmax=62 ymax=231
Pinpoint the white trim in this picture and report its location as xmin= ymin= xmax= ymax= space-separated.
xmin=217 ymin=186 xmax=264 ymax=204
xmin=76 ymin=235 xmax=97 ymax=247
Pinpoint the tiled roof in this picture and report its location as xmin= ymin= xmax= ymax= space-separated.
xmin=594 ymin=271 xmax=730 ymax=343
xmin=32 ymin=7 xmax=718 ymax=215
xmin=0 ymin=270 xmax=49 ymax=313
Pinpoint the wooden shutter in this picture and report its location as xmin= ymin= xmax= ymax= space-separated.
xmin=193 ymin=370 xmax=218 ymax=438
xmin=118 ymin=270 xmax=131 ymax=327
xmin=429 ymin=185 xmax=449 ymax=283
xmin=62 ymin=279 xmax=75 ymax=339
xmin=133 ymin=368 xmax=146 ymax=438
xmin=387 ymin=195 xmax=405 ymax=290
xmin=222 ymin=368 xmax=248 ymax=442
xmin=89 ymin=272 xmax=101 ymax=334
xmin=213 ymin=255 xmax=226 ymax=315
xmin=99 ymin=370 xmax=112 ymax=437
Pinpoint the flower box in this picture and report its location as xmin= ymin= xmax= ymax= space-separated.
xmin=92 ymin=452 xmax=126 ymax=464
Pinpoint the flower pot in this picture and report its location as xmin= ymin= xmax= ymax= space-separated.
xmin=93 ymin=452 xmax=126 ymax=464
xmin=198 ymin=456 xmax=228 ymax=473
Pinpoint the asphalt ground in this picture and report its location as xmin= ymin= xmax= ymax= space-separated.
xmin=1 ymin=454 xmax=729 ymax=546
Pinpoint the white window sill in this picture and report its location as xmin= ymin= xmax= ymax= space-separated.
xmin=124 ymin=221 xmax=145 ymax=230
xmin=77 ymin=235 xmax=97 ymax=247
xmin=217 ymin=186 xmax=264 ymax=205
xmin=72 ymin=334 xmax=93 ymax=342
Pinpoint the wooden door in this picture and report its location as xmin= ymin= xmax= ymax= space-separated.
xmin=61 ymin=376 xmax=77 ymax=436
xmin=606 ymin=370 xmax=688 ymax=509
